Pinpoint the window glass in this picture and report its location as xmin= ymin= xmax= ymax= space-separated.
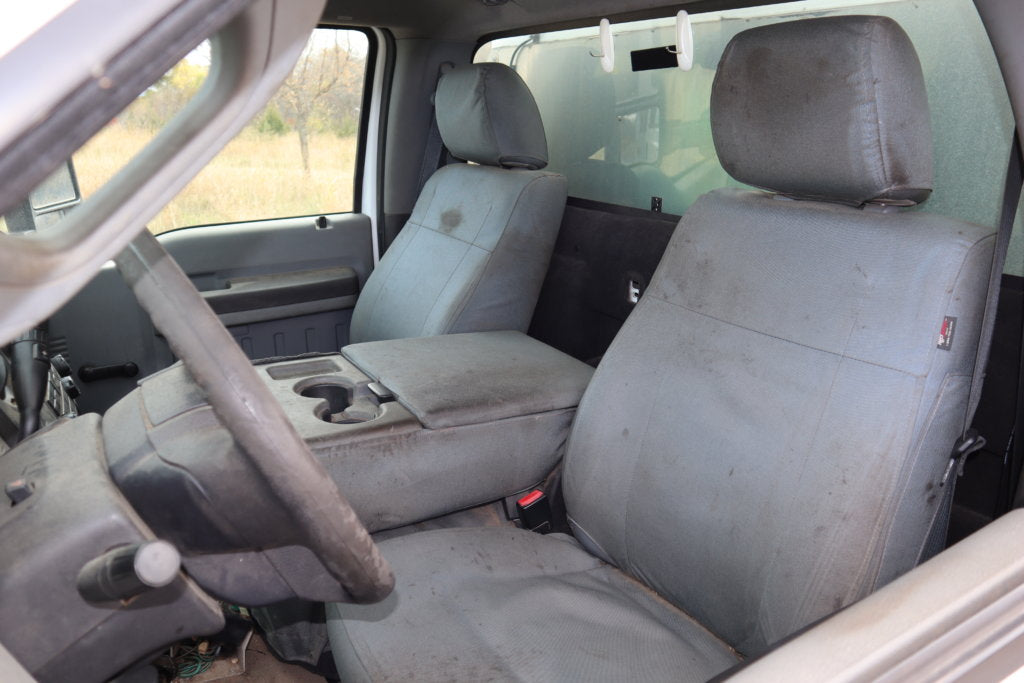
xmin=477 ymin=0 xmax=1024 ymax=274
xmin=71 ymin=28 xmax=368 ymax=234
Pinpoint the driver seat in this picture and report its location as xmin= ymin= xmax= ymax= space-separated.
xmin=327 ymin=16 xmax=996 ymax=680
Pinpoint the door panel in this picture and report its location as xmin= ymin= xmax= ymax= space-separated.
xmin=201 ymin=266 xmax=359 ymax=318
xmin=50 ymin=212 xmax=373 ymax=414
xmin=226 ymin=308 xmax=356 ymax=360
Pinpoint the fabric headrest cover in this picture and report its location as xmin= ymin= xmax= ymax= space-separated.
xmin=436 ymin=63 xmax=548 ymax=170
xmin=711 ymin=16 xmax=933 ymax=205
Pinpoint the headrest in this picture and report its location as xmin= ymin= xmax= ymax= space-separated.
xmin=711 ymin=16 xmax=933 ymax=206
xmin=436 ymin=63 xmax=548 ymax=170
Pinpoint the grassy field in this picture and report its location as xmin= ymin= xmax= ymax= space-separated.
xmin=73 ymin=124 xmax=358 ymax=234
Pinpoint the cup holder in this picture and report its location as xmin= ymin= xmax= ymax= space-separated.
xmin=299 ymin=382 xmax=348 ymax=411
xmin=298 ymin=382 xmax=380 ymax=425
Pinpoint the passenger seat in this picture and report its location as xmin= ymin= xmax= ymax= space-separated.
xmin=349 ymin=63 xmax=567 ymax=343
xmin=327 ymin=16 xmax=997 ymax=680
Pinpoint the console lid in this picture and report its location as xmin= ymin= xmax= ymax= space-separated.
xmin=342 ymin=331 xmax=594 ymax=429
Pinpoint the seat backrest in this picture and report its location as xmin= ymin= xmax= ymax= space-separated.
xmin=563 ymin=16 xmax=996 ymax=657
xmin=349 ymin=63 xmax=567 ymax=343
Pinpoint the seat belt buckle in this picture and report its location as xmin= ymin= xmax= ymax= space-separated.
xmin=940 ymin=429 xmax=987 ymax=487
xmin=516 ymin=489 xmax=552 ymax=534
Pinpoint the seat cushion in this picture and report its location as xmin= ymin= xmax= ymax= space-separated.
xmin=327 ymin=527 xmax=740 ymax=682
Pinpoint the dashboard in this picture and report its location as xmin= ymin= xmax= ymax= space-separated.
xmin=0 ymin=333 xmax=354 ymax=681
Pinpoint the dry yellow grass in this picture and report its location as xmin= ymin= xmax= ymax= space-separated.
xmin=73 ymin=123 xmax=358 ymax=234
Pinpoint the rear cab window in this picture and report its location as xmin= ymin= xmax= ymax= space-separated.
xmin=476 ymin=0 xmax=1023 ymax=274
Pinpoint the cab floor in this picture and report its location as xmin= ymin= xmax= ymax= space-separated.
xmin=238 ymin=634 xmax=325 ymax=683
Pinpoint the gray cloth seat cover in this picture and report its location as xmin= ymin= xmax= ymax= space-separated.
xmin=329 ymin=16 xmax=997 ymax=679
xmin=327 ymin=528 xmax=739 ymax=682
xmin=349 ymin=64 xmax=567 ymax=343
xmin=342 ymin=330 xmax=594 ymax=429
xmin=711 ymin=15 xmax=933 ymax=206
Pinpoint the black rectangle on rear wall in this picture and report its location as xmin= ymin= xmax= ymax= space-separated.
xmin=631 ymin=45 xmax=678 ymax=72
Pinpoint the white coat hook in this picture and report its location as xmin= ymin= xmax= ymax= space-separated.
xmin=589 ymin=18 xmax=615 ymax=73
xmin=667 ymin=10 xmax=694 ymax=71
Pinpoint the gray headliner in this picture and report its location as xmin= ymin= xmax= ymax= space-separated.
xmin=321 ymin=0 xmax=766 ymax=40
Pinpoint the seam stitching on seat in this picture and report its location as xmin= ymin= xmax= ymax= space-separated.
xmin=870 ymin=232 xmax=997 ymax=583
xmin=606 ymin=563 xmax=742 ymax=660
xmin=480 ymin=64 xmax=503 ymax=165
xmin=355 ymin=164 xmax=441 ymax=339
xmin=791 ymin=307 xmax=891 ymax=634
xmin=355 ymin=222 xmax=420 ymax=339
xmin=443 ymin=174 xmax=556 ymax=333
xmin=620 ymin=367 xmax=670 ymax=575
xmin=420 ymin=215 xmax=497 ymax=249
xmin=617 ymin=299 xmax=671 ymax=573
xmin=442 ymin=246 xmax=499 ymax=335
xmin=649 ymin=294 xmax=919 ymax=377
xmin=419 ymin=242 xmax=485 ymax=336
xmin=906 ymin=372 xmax=966 ymax=564
xmin=866 ymin=20 xmax=891 ymax=192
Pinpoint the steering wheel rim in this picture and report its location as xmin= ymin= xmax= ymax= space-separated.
xmin=115 ymin=231 xmax=393 ymax=603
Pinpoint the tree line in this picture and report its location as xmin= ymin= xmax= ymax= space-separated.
xmin=121 ymin=33 xmax=365 ymax=172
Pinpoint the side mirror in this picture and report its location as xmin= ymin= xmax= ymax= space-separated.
xmin=3 ymin=161 xmax=82 ymax=233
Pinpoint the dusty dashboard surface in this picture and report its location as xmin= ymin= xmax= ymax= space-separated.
xmin=0 ymin=414 xmax=224 ymax=682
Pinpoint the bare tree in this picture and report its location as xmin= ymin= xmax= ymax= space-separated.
xmin=123 ymin=60 xmax=207 ymax=131
xmin=275 ymin=33 xmax=354 ymax=172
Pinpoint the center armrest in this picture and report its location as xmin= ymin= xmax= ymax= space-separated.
xmin=342 ymin=330 xmax=594 ymax=429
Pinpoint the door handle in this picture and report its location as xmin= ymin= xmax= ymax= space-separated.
xmin=78 ymin=362 xmax=139 ymax=383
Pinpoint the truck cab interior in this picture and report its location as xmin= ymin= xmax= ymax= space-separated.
xmin=1 ymin=0 xmax=1023 ymax=681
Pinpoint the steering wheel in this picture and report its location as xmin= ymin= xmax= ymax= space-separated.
xmin=115 ymin=231 xmax=393 ymax=604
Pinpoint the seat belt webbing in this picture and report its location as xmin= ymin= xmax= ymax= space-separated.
xmin=923 ymin=131 xmax=1023 ymax=559
xmin=415 ymin=62 xmax=455 ymax=197
xmin=965 ymin=131 xmax=1024 ymax=429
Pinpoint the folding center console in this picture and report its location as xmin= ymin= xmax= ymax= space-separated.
xmin=105 ymin=331 xmax=593 ymax=539
xmin=255 ymin=330 xmax=594 ymax=531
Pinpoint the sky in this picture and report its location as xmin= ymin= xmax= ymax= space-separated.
xmin=0 ymin=1 xmax=76 ymax=58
